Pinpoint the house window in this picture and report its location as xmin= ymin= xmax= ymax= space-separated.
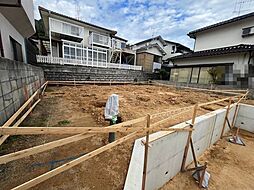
xmin=62 ymin=41 xmax=107 ymax=63
xmin=191 ymin=67 xmax=200 ymax=83
xmin=171 ymin=46 xmax=176 ymax=54
xmin=153 ymin=55 xmax=161 ymax=63
xmin=0 ymin=31 xmax=4 ymax=57
xmin=10 ymin=36 xmax=23 ymax=62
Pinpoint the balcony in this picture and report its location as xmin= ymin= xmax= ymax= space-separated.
xmin=50 ymin=18 xmax=84 ymax=39
xmin=36 ymin=55 xmax=142 ymax=71
xmin=89 ymin=32 xmax=110 ymax=47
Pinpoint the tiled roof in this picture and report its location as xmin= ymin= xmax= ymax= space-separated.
xmin=171 ymin=44 xmax=254 ymax=60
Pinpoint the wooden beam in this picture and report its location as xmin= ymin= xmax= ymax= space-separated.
xmin=142 ymin=115 xmax=151 ymax=190
xmin=12 ymin=131 xmax=138 ymax=190
xmin=0 ymin=99 xmax=41 ymax=145
xmin=0 ymin=81 xmax=47 ymax=145
xmin=0 ymin=133 xmax=92 ymax=165
xmin=181 ymin=104 xmax=198 ymax=171
xmin=1 ymin=91 xmax=39 ymax=128
xmin=0 ymin=126 xmax=193 ymax=136
xmin=41 ymin=81 xmax=48 ymax=96
xmin=220 ymin=97 xmax=232 ymax=139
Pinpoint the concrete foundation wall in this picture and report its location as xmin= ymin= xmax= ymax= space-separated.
xmin=235 ymin=103 xmax=254 ymax=132
xmin=124 ymin=104 xmax=237 ymax=190
xmin=36 ymin=63 xmax=154 ymax=82
xmin=0 ymin=57 xmax=44 ymax=125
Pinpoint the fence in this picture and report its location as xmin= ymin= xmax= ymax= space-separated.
xmin=37 ymin=55 xmax=142 ymax=71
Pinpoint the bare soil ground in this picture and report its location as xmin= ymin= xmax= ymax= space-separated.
xmin=0 ymin=84 xmax=238 ymax=190
xmin=160 ymin=130 xmax=254 ymax=190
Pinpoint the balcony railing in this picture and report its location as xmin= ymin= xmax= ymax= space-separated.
xmin=37 ymin=55 xmax=142 ymax=71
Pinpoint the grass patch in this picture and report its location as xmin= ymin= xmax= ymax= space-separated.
xmin=57 ymin=120 xmax=71 ymax=126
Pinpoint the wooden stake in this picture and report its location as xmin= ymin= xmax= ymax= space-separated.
xmin=142 ymin=114 xmax=151 ymax=190
xmin=220 ymin=97 xmax=232 ymax=139
xmin=199 ymin=162 xmax=207 ymax=188
xmin=181 ymin=104 xmax=198 ymax=171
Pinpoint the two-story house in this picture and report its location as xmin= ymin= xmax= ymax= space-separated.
xmin=131 ymin=36 xmax=191 ymax=72
xmin=0 ymin=0 xmax=35 ymax=63
xmin=170 ymin=12 xmax=254 ymax=88
xmin=34 ymin=7 xmax=140 ymax=70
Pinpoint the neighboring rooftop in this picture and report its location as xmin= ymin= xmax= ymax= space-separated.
xmin=171 ymin=44 xmax=254 ymax=60
xmin=133 ymin=35 xmax=191 ymax=51
xmin=188 ymin=11 xmax=254 ymax=38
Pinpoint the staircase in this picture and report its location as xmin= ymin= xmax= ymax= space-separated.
xmin=42 ymin=41 xmax=50 ymax=54
xmin=110 ymin=50 xmax=120 ymax=63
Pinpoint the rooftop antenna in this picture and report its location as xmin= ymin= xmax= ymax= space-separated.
xmin=75 ymin=0 xmax=81 ymax=20
xmin=233 ymin=0 xmax=254 ymax=16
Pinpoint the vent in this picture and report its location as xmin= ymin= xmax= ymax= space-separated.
xmin=242 ymin=26 xmax=254 ymax=37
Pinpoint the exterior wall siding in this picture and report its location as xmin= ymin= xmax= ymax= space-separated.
xmin=194 ymin=17 xmax=254 ymax=51
xmin=136 ymin=53 xmax=154 ymax=72
xmin=0 ymin=57 xmax=45 ymax=125
xmin=0 ymin=13 xmax=27 ymax=62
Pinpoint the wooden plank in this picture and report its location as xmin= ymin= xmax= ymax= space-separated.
xmin=0 ymin=126 xmax=193 ymax=136
xmin=0 ymin=99 xmax=41 ymax=145
xmin=12 ymin=131 xmax=138 ymax=190
xmin=150 ymin=109 xmax=192 ymax=129
xmin=0 ymin=133 xmax=92 ymax=165
xmin=41 ymin=81 xmax=48 ymax=96
xmin=0 ymin=127 xmax=139 ymax=135
xmin=0 ymin=80 xmax=47 ymax=129
xmin=181 ymin=104 xmax=198 ymax=171
xmin=220 ymin=97 xmax=232 ymax=139
xmin=1 ymin=91 xmax=39 ymax=128
xmin=142 ymin=115 xmax=150 ymax=190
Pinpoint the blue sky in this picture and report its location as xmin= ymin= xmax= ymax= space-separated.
xmin=34 ymin=0 xmax=254 ymax=49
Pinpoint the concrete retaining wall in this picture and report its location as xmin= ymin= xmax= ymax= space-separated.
xmin=124 ymin=104 xmax=237 ymax=190
xmin=35 ymin=63 xmax=155 ymax=82
xmin=235 ymin=103 xmax=254 ymax=132
xmin=0 ymin=57 xmax=44 ymax=125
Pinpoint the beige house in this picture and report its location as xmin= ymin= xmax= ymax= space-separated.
xmin=131 ymin=36 xmax=191 ymax=72
xmin=171 ymin=12 xmax=254 ymax=88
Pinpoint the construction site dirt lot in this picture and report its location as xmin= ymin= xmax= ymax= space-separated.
xmin=0 ymin=84 xmax=252 ymax=190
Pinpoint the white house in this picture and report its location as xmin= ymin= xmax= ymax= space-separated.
xmin=170 ymin=12 xmax=254 ymax=88
xmin=131 ymin=36 xmax=191 ymax=72
xmin=0 ymin=0 xmax=35 ymax=63
xmin=35 ymin=7 xmax=140 ymax=71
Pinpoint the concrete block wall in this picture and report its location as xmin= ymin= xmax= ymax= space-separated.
xmin=36 ymin=63 xmax=154 ymax=82
xmin=124 ymin=104 xmax=237 ymax=190
xmin=0 ymin=57 xmax=44 ymax=125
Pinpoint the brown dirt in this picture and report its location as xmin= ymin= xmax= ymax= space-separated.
xmin=0 ymin=84 xmax=231 ymax=190
xmin=160 ymin=130 xmax=254 ymax=190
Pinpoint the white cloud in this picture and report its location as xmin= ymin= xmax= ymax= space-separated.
xmin=33 ymin=0 xmax=254 ymax=48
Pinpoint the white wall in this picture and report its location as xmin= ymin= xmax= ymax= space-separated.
xmin=235 ymin=103 xmax=254 ymax=132
xmin=21 ymin=0 xmax=35 ymax=30
xmin=195 ymin=17 xmax=254 ymax=51
xmin=0 ymin=13 xmax=26 ymax=62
